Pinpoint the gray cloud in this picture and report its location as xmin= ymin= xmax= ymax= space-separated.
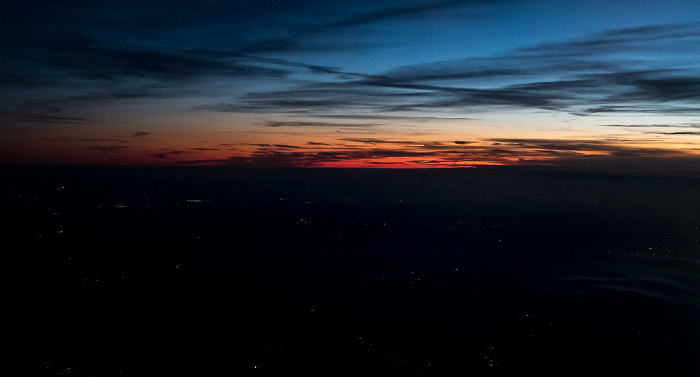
xmin=487 ymin=138 xmax=690 ymax=158
xmin=262 ymin=121 xmax=378 ymax=128
xmin=147 ymin=150 xmax=189 ymax=159
xmin=600 ymin=123 xmax=700 ymax=128
xmin=517 ymin=22 xmax=700 ymax=58
xmin=15 ymin=114 xmax=91 ymax=124
xmin=28 ymin=36 xmax=291 ymax=84
xmin=2 ymin=0 xmax=523 ymax=120
xmin=340 ymin=138 xmax=424 ymax=145
xmin=193 ymin=22 xmax=700 ymax=118
xmin=645 ymin=131 xmax=700 ymax=136
xmin=40 ymin=137 xmax=128 ymax=144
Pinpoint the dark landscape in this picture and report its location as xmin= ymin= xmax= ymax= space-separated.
xmin=7 ymin=166 xmax=700 ymax=376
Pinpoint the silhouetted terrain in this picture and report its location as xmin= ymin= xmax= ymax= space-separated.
xmin=6 ymin=166 xmax=700 ymax=376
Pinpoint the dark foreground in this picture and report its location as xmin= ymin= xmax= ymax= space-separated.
xmin=6 ymin=166 xmax=700 ymax=376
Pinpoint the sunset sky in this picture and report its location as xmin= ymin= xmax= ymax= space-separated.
xmin=2 ymin=0 xmax=699 ymax=169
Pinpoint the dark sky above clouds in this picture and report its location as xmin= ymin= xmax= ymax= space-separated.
xmin=1 ymin=0 xmax=699 ymax=169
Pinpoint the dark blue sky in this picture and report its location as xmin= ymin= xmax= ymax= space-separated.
xmin=1 ymin=0 xmax=699 ymax=168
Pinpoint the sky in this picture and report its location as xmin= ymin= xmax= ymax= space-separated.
xmin=1 ymin=0 xmax=699 ymax=170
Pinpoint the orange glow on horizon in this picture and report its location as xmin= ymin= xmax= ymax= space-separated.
xmin=4 ymin=128 xmax=700 ymax=171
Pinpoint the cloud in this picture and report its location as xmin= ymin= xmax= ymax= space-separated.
xmin=4 ymin=0 xmax=700 ymax=158
xmin=487 ymin=138 xmax=691 ymax=158
xmin=626 ymin=76 xmax=700 ymax=103
xmin=352 ymin=69 xmax=700 ymax=115
xmin=32 ymin=37 xmax=290 ymax=83
xmin=598 ymin=123 xmax=700 ymax=136
xmin=147 ymin=150 xmax=189 ymax=159
xmin=192 ymin=22 xmax=700 ymax=118
xmin=40 ymin=137 xmax=128 ymax=144
xmin=319 ymin=0 xmax=506 ymax=29
xmin=194 ymin=99 xmax=376 ymax=114
xmin=262 ymin=121 xmax=377 ymax=128
xmin=645 ymin=131 xmax=700 ymax=136
xmin=230 ymin=0 xmax=512 ymax=55
xmin=11 ymin=1 xmax=698 ymax=121
xmin=340 ymin=138 xmax=424 ymax=145
xmin=516 ymin=22 xmax=700 ymax=57
xmin=369 ymin=24 xmax=700 ymax=114
xmin=194 ymin=84 xmax=427 ymax=114
xmin=3 ymin=0 xmax=527 ymax=119
xmin=209 ymin=135 xmax=699 ymax=169
xmin=11 ymin=113 xmax=91 ymax=124
xmin=3 ymin=0 xmax=509 ymax=91
xmin=316 ymin=114 xmax=476 ymax=121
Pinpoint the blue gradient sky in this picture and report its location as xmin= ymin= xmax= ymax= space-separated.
xmin=1 ymin=0 xmax=699 ymax=169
